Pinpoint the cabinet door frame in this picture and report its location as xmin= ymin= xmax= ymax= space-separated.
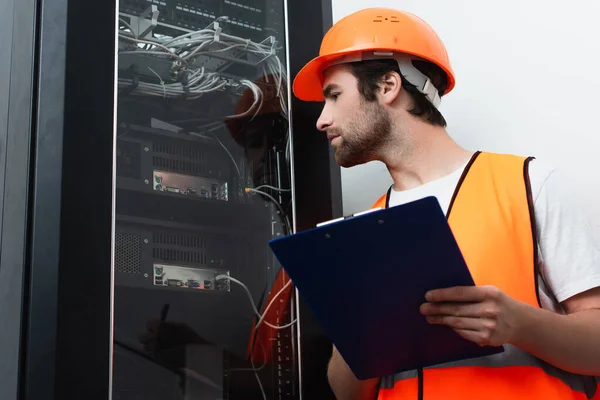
xmin=16 ymin=0 xmax=118 ymax=399
xmin=0 ymin=0 xmax=38 ymax=398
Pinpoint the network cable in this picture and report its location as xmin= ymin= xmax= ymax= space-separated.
xmin=245 ymin=187 xmax=292 ymax=234
xmin=253 ymin=184 xmax=290 ymax=192
xmin=117 ymin=16 xmax=288 ymax=118
xmin=215 ymin=275 xmax=296 ymax=331
xmin=215 ymin=274 xmax=296 ymax=400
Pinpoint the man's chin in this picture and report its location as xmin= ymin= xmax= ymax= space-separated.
xmin=335 ymin=153 xmax=368 ymax=168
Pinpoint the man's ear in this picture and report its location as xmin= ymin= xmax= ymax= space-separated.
xmin=378 ymin=71 xmax=402 ymax=105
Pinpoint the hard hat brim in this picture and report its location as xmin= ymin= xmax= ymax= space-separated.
xmin=292 ymin=52 xmax=347 ymax=102
xmin=293 ymin=50 xmax=455 ymax=103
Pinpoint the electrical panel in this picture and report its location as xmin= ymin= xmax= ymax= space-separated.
xmin=112 ymin=1 xmax=297 ymax=399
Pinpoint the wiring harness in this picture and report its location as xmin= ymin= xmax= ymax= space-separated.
xmin=117 ymin=16 xmax=288 ymax=119
xmin=215 ymin=274 xmax=296 ymax=399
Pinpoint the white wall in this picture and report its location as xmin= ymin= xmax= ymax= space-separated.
xmin=332 ymin=0 xmax=600 ymax=233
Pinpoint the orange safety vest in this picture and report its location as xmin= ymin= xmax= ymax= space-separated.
xmin=373 ymin=151 xmax=598 ymax=400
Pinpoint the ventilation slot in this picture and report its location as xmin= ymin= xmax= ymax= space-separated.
xmin=152 ymin=141 xmax=206 ymax=161
xmin=116 ymin=232 xmax=142 ymax=274
xmin=153 ymin=232 xmax=206 ymax=248
xmin=153 ymin=248 xmax=207 ymax=265
xmin=153 ymin=156 xmax=204 ymax=175
xmin=152 ymin=231 xmax=207 ymax=265
xmin=117 ymin=141 xmax=141 ymax=179
xmin=152 ymin=141 xmax=206 ymax=175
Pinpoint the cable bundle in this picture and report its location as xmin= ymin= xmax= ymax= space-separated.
xmin=117 ymin=16 xmax=288 ymax=118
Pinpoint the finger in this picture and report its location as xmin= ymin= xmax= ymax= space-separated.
xmin=425 ymin=286 xmax=489 ymax=303
xmin=420 ymin=301 xmax=490 ymax=318
xmin=454 ymin=329 xmax=494 ymax=347
xmin=425 ymin=315 xmax=482 ymax=331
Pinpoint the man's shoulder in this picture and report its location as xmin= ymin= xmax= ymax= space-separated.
xmin=482 ymin=151 xmax=558 ymax=199
xmin=483 ymin=150 xmax=557 ymax=171
xmin=526 ymin=157 xmax=560 ymax=200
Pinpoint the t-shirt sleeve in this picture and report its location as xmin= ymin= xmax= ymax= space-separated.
xmin=531 ymin=162 xmax=600 ymax=304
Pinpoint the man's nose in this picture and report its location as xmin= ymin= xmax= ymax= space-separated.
xmin=316 ymin=106 xmax=332 ymax=132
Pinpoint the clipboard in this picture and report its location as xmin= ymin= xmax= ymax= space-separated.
xmin=268 ymin=196 xmax=504 ymax=380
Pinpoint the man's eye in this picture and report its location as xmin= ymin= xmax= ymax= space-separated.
xmin=332 ymin=93 xmax=340 ymax=100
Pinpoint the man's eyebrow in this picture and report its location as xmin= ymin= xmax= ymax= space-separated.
xmin=323 ymin=84 xmax=340 ymax=99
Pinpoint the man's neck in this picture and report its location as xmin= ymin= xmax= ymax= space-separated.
xmin=381 ymin=126 xmax=473 ymax=192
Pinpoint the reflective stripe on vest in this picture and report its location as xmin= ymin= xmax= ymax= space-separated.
xmin=372 ymin=151 xmax=597 ymax=400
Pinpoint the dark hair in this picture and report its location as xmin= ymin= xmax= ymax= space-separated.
xmin=347 ymin=59 xmax=448 ymax=127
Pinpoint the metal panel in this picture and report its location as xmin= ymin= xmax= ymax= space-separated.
xmin=0 ymin=0 xmax=13 ymax=219
xmin=53 ymin=0 xmax=117 ymax=397
xmin=0 ymin=0 xmax=37 ymax=398
xmin=20 ymin=0 xmax=68 ymax=395
xmin=19 ymin=0 xmax=117 ymax=399
xmin=287 ymin=0 xmax=338 ymax=398
xmin=289 ymin=0 xmax=340 ymax=233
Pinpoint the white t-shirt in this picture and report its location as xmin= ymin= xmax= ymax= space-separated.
xmin=387 ymin=156 xmax=600 ymax=313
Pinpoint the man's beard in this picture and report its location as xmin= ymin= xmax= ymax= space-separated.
xmin=331 ymin=100 xmax=393 ymax=168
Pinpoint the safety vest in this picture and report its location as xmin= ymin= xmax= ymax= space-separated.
xmin=372 ymin=151 xmax=598 ymax=400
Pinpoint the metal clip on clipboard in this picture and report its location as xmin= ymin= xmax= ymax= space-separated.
xmin=316 ymin=207 xmax=383 ymax=228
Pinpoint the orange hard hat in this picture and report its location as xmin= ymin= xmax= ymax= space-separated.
xmin=292 ymin=8 xmax=455 ymax=105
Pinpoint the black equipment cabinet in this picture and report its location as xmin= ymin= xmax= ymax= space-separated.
xmin=0 ymin=0 xmax=341 ymax=398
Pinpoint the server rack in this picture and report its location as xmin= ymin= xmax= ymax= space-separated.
xmin=0 ymin=0 xmax=340 ymax=399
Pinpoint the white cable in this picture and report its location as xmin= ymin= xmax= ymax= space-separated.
xmin=252 ymin=358 xmax=267 ymax=400
xmin=213 ymin=274 xmax=295 ymax=399
xmin=225 ymin=276 xmax=261 ymax=317
xmin=215 ymin=275 xmax=296 ymax=330
xmin=246 ymin=188 xmax=292 ymax=233
xmin=161 ymin=29 xmax=215 ymax=47
xmin=207 ymin=133 xmax=242 ymax=179
xmin=119 ymin=34 xmax=185 ymax=62
xmin=254 ymin=184 xmax=290 ymax=192
xmin=119 ymin=49 xmax=186 ymax=64
xmin=118 ymin=23 xmax=287 ymax=116
xmin=242 ymin=277 xmax=294 ymax=400
xmin=254 ymin=279 xmax=294 ymax=331
xmin=229 ymin=340 xmax=268 ymax=372
xmin=119 ymin=18 xmax=135 ymax=37
xmin=224 ymin=80 xmax=263 ymax=121
xmin=147 ymin=67 xmax=167 ymax=99
xmin=117 ymin=76 xmax=227 ymax=99
xmin=184 ymin=42 xmax=250 ymax=60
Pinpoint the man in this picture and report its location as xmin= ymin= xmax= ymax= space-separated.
xmin=292 ymin=7 xmax=600 ymax=400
